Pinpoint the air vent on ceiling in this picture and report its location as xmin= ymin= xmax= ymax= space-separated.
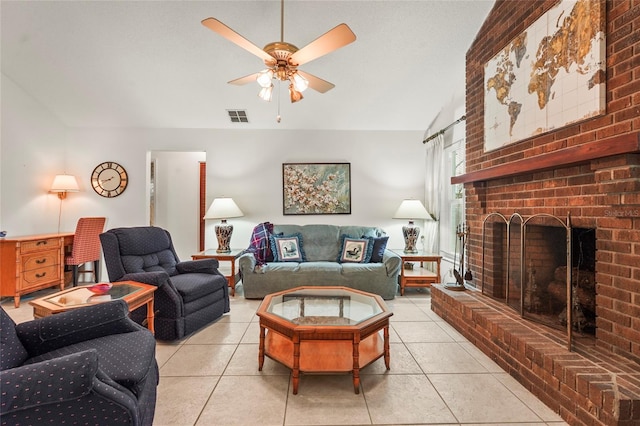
xmin=227 ymin=110 xmax=249 ymax=123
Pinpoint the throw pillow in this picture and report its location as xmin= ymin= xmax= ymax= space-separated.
xmin=270 ymin=233 xmax=305 ymax=262
xmin=366 ymin=235 xmax=389 ymax=263
xmin=337 ymin=235 xmax=374 ymax=263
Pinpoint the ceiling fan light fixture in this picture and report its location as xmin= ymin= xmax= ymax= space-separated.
xmin=256 ymin=69 xmax=274 ymax=88
xmin=291 ymin=72 xmax=309 ymax=92
xmin=275 ymin=66 xmax=288 ymax=81
xmin=289 ymin=84 xmax=303 ymax=103
xmin=258 ymin=85 xmax=274 ymax=101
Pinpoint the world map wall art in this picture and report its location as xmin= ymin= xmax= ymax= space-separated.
xmin=484 ymin=0 xmax=606 ymax=152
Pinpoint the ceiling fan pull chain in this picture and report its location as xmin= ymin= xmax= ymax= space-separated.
xmin=276 ymin=80 xmax=282 ymax=123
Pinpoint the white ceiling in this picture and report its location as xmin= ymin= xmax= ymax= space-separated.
xmin=1 ymin=0 xmax=493 ymax=131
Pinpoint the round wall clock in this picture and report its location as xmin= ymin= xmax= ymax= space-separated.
xmin=91 ymin=161 xmax=128 ymax=198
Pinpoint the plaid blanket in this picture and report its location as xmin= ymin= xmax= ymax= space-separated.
xmin=245 ymin=222 xmax=274 ymax=265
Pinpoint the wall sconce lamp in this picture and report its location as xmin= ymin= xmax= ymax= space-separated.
xmin=50 ymin=174 xmax=79 ymax=233
xmin=50 ymin=174 xmax=80 ymax=199
xmin=393 ymin=199 xmax=432 ymax=253
xmin=203 ymin=197 xmax=244 ymax=253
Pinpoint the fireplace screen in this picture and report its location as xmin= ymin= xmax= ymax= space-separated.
xmin=482 ymin=213 xmax=596 ymax=349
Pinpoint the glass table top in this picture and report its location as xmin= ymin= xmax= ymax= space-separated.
xmin=265 ymin=288 xmax=384 ymax=326
xmin=44 ymin=283 xmax=142 ymax=307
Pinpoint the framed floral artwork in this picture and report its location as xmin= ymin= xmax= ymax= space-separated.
xmin=283 ymin=162 xmax=351 ymax=215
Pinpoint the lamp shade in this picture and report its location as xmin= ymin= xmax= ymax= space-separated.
xmin=393 ymin=199 xmax=430 ymax=220
xmin=258 ymin=85 xmax=274 ymax=101
xmin=291 ymin=72 xmax=309 ymax=92
xmin=256 ymin=69 xmax=274 ymax=88
xmin=203 ymin=197 xmax=244 ymax=220
xmin=50 ymin=174 xmax=79 ymax=193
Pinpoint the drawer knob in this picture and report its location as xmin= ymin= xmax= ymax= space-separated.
xmin=36 ymin=240 xmax=48 ymax=246
xmin=36 ymin=258 xmax=47 ymax=264
xmin=35 ymin=272 xmax=47 ymax=278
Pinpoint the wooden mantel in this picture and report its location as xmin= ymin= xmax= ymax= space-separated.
xmin=452 ymin=132 xmax=640 ymax=185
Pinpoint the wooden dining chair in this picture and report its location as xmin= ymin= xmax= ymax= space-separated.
xmin=65 ymin=217 xmax=106 ymax=287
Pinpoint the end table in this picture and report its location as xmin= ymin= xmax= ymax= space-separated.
xmin=192 ymin=249 xmax=243 ymax=296
xmin=390 ymin=250 xmax=442 ymax=295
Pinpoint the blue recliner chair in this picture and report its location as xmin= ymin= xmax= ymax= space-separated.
xmin=100 ymin=226 xmax=230 ymax=341
xmin=0 ymin=300 xmax=158 ymax=426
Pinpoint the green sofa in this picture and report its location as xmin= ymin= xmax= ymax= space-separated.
xmin=238 ymin=224 xmax=401 ymax=299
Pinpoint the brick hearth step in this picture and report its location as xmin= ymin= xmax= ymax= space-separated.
xmin=431 ymin=284 xmax=640 ymax=426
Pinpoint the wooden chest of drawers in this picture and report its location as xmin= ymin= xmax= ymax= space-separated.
xmin=0 ymin=233 xmax=74 ymax=307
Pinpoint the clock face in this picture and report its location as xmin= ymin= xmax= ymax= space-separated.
xmin=91 ymin=162 xmax=128 ymax=198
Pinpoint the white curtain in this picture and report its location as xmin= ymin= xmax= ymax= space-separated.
xmin=423 ymin=133 xmax=444 ymax=254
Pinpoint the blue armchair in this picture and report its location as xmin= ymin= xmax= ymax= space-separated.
xmin=100 ymin=226 xmax=230 ymax=341
xmin=0 ymin=300 xmax=158 ymax=426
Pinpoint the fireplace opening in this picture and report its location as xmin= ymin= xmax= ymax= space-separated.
xmin=522 ymin=225 xmax=596 ymax=336
xmin=481 ymin=213 xmax=596 ymax=341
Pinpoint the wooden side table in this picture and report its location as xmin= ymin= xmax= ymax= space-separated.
xmin=390 ymin=250 xmax=442 ymax=295
xmin=191 ymin=249 xmax=243 ymax=296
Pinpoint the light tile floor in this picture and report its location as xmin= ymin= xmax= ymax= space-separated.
xmin=3 ymin=286 xmax=569 ymax=426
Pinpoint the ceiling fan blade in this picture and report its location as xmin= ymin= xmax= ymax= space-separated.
xmin=202 ymin=18 xmax=275 ymax=64
xmin=228 ymin=73 xmax=260 ymax=86
xmin=289 ymin=23 xmax=356 ymax=66
xmin=296 ymin=70 xmax=335 ymax=93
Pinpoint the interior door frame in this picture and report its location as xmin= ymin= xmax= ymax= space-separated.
xmin=199 ymin=161 xmax=206 ymax=251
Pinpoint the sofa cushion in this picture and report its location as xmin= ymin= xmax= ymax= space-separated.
xmin=25 ymin=330 xmax=156 ymax=393
xmin=171 ymin=273 xmax=225 ymax=303
xmin=368 ymin=236 xmax=389 ymax=263
xmin=270 ymin=233 xmax=306 ymax=262
xmin=0 ymin=308 xmax=29 ymax=370
xmin=121 ymin=250 xmax=178 ymax=275
xmin=298 ymin=261 xmax=342 ymax=274
xmin=339 ymin=226 xmax=383 ymax=239
xmin=341 ymin=262 xmax=387 ymax=275
xmin=274 ymin=224 xmax=341 ymax=261
xmin=337 ymin=235 xmax=374 ymax=263
xmin=265 ymin=262 xmax=302 ymax=272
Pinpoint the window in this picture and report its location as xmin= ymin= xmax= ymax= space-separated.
xmin=439 ymin=138 xmax=465 ymax=261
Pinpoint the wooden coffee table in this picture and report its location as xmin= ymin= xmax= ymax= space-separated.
xmin=29 ymin=281 xmax=156 ymax=333
xmin=256 ymin=286 xmax=393 ymax=394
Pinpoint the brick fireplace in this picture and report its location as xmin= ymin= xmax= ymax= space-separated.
xmin=431 ymin=1 xmax=640 ymax=425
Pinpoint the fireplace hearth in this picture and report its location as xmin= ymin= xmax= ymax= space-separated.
xmin=431 ymin=284 xmax=640 ymax=426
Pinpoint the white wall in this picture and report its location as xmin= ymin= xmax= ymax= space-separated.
xmin=1 ymin=74 xmax=428 ymax=265
xmin=1 ymin=75 xmax=71 ymax=235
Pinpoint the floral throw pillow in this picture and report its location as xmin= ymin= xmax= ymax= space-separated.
xmin=269 ymin=233 xmax=305 ymax=262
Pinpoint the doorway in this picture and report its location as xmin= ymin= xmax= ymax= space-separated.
xmin=149 ymin=151 xmax=206 ymax=260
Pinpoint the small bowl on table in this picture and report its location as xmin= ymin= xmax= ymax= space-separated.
xmin=88 ymin=283 xmax=113 ymax=295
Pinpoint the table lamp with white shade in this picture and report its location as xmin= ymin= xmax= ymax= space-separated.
xmin=203 ymin=197 xmax=244 ymax=253
xmin=393 ymin=199 xmax=431 ymax=253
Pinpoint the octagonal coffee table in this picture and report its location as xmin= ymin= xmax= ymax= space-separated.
xmin=256 ymin=286 xmax=393 ymax=394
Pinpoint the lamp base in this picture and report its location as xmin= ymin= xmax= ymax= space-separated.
xmin=402 ymin=221 xmax=420 ymax=254
xmin=215 ymin=220 xmax=233 ymax=253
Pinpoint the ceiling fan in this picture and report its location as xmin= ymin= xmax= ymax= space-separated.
xmin=202 ymin=0 xmax=356 ymax=103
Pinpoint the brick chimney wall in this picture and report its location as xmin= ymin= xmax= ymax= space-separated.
xmin=463 ymin=0 xmax=640 ymax=361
